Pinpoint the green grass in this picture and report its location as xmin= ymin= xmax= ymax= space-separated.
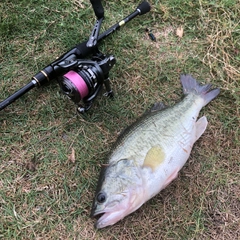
xmin=0 ymin=0 xmax=239 ymax=239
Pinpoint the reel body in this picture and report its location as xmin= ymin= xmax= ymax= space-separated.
xmin=58 ymin=53 xmax=116 ymax=112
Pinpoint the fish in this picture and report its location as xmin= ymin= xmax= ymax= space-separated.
xmin=91 ymin=74 xmax=220 ymax=229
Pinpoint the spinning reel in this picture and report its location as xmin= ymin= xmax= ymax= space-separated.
xmin=58 ymin=53 xmax=115 ymax=112
xmin=0 ymin=1 xmax=150 ymax=113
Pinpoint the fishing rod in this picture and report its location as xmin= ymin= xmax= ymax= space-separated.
xmin=0 ymin=1 xmax=151 ymax=113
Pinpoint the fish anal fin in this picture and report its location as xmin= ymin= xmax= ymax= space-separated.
xmin=195 ymin=116 xmax=208 ymax=141
xmin=143 ymin=146 xmax=165 ymax=171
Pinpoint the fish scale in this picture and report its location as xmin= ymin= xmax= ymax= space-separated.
xmin=91 ymin=74 xmax=220 ymax=229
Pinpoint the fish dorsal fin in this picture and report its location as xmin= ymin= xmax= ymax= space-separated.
xmin=150 ymin=102 xmax=167 ymax=112
xmin=143 ymin=146 xmax=165 ymax=171
xmin=195 ymin=116 xmax=208 ymax=141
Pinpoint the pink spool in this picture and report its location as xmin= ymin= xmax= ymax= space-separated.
xmin=63 ymin=71 xmax=89 ymax=99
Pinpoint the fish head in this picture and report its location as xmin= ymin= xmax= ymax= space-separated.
xmin=91 ymin=159 xmax=145 ymax=229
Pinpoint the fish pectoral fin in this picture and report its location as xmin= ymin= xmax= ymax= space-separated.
xmin=195 ymin=116 xmax=208 ymax=141
xmin=163 ymin=168 xmax=179 ymax=189
xmin=143 ymin=146 xmax=165 ymax=171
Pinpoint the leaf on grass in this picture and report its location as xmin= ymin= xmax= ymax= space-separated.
xmin=176 ymin=26 xmax=184 ymax=38
xmin=68 ymin=148 xmax=76 ymax=163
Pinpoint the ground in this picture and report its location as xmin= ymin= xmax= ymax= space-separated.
xmin=0 ymin=0 xmax=239 ymax=239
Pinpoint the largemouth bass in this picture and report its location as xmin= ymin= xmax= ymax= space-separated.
xmin=91 ymin=74 xmax=220 ymax=229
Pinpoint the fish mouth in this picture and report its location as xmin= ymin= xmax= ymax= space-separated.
xmin=91 ymin=210 xmax=105 ymax=220
xmin=90 ymin=201 xmax=111 ymax=228
xmin=91 ymin=204 xmax=127 ymax=229
xmin=92 ymin=210 xmax=112 ymax=229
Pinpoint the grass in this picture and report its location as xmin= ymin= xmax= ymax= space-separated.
xmin=0 ymin=0 xmax=239 ymax=239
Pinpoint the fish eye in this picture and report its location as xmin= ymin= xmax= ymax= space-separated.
xmin=96 ymin=192 xmax=106 ymax=203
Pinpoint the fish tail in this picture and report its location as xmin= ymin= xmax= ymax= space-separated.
xmin=180 ymin=74 xmax=220 ymax=106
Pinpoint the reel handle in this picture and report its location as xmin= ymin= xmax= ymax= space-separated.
xmin=90 ymin=0 xmax=104 ymax=19
xmin=97 ymin=1 xmax=151 ymax=41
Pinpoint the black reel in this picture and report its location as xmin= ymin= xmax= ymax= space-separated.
xmin=58 ymin=52 xmax=116 ymax=113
